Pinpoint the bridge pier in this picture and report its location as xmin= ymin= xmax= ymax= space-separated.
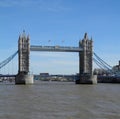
xmin=76 ymin=74 xmax=97 ymax=84
xmin=15 ymin=31 xmax=33 ymax=85
xmin=76 ymin=33 xmax=97 ymax=84
xmin=15 ymin=72 xmax=33 ymax=84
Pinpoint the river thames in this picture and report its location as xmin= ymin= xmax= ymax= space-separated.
xmin=0 ymin=81 xmax=120 ymax=119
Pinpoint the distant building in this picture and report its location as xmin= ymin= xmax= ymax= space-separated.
xmin=40 ymin=73 xmax=49 ymax=76
xmin=94 ymin=61 xmax=120 ymax=76
xmin=93 ymin=68 xmax=108 ymax=75
xmin=112 ymin=61 xmax=120 ymax=71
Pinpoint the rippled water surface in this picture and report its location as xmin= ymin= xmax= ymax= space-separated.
xmin=0 ymin=81 xmax=120 ymax=119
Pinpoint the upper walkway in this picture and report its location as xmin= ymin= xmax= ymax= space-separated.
xmin=30 ymin=45 xmax=83 ymax=52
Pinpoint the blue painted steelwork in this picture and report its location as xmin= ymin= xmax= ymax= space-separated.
xmin=0 ymin=51 xmax=18 ymax=69
xmin=94 ymin=53 xmax=112 ymax=69
xmin=93 ymin=52 xmax=115 ymax=74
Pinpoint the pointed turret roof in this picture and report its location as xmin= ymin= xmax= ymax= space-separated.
xmin=22 ymin=30 xmax=26 ymax=38
xmin=84 ymin=32 xmax=88 ymax=39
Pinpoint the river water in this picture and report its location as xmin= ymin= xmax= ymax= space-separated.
xmin=0 ymin=81 xmax=120 ymax=119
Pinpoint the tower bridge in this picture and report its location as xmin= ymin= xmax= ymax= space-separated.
xmin=15 ymin=31 xmax=97 ymax=84
xmin=0 ymin=31 xmax=98 ymax=84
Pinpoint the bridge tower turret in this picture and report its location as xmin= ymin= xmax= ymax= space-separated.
xmin=15 ymin=31 xmax=33 ymax=84
xmin=79 ymin=33 xmax=93 ymax=75
xmin=76 ymin=33 xmax=97 ymax=84
xmin=18 ymin=31 xmax=30 ymax=74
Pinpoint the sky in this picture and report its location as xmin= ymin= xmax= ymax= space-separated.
xmin=0 ymin=0 xmax=120 ymax=75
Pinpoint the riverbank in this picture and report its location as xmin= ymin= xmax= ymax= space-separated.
xmin=97 ymin=76 xmax=120 ymax=83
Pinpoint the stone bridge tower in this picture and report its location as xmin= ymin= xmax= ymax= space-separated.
xmin=80 ymin=33 xmax=93 ymax=75
xmin=18 ymin=31 xmax=30 ymax=74
xmin=76 ymin=33 xmax=97 ymax=84
xmin=15 ymin=31 xmax=33 ymax=84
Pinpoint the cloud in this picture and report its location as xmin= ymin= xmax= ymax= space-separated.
xmin=30 ymin=52 xmax=78 ymax=59
xmin=0 ymin=0 xmax=23 ymax=7
xmin=30 ymin=52 xmax=79 ymax=74
xmin=31 ymin=58 xmax=78 ymax=67
xmin=0 ymin=0 xmax=32 ymax=7
xmin=31 ymin=52 xmax=63 ymax=58
xmin=30 ymin=59 xmax=78 ymax=74
xmin=0 ymin=0 xmax=69 ymax=12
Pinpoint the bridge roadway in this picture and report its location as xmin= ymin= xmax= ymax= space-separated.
xmin=0 ymin=75 xmax=16 ymax=78
xmin=30 ymin=45 xmax=83 ymax=52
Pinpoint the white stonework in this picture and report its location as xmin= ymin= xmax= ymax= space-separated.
xmin=25 ymin=74 xmax=34 ymax=84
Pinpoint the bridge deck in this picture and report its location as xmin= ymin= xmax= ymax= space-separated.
xmin=30 ymin=45 xmax=83 ymax=52
xmin=0 ymin=75 xmax=16 ymax=77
